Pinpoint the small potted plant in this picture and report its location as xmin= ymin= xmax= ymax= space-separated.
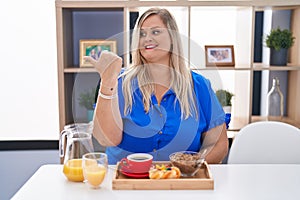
xmin=216 ymin=89 xmax=234 ymax=112
xmin=78 ymin=88 xmax=96 ymax=122
xmin=265 ymin=27 xmax=295 ymax=66
xmin=216 ymin=89 xmax=234 ymax=129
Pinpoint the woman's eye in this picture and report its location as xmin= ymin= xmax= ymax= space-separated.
xmin=140 ymin=31 xmax=146 ymax=37
xmin=152 ymin=29 xmax=161 ymax=35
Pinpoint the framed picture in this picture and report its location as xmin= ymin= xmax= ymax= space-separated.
xmin=205 ymin=45 xmax=235 ymax=67
xmin=79 ymin=39 xmax=117 ymax=67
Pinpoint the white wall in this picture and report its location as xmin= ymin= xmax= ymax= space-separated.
xmin=0 ymin=0 xmax=59 ymax=199
xmin=0 ymin=0 xmax=59 ymax=140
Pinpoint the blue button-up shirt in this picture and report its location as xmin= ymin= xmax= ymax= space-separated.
xmin=106 ymin=71 xmax=225 ymax=164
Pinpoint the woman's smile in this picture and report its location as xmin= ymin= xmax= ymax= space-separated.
xmin=144 ymin=44 xmax=158 ymax=50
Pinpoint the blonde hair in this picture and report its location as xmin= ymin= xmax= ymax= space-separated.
xmin=122 ymin=8 xmax=197 ymax=119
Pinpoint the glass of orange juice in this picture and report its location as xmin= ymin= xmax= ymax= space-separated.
xmin=63 ymin=158 xmax=84 ymax=182
xmin=82 ymin=152 xmax=108 ymax=189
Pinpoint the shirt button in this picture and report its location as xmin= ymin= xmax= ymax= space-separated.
xmin=159 ymin=113 xmax=163 ymax=117
xmin=153 ymin=149 xmax=157 ymax=152
xmin=163 ymin=98 xmax=166 ymax=101
xmin=158 ymin=131 xmax=163 ymax=134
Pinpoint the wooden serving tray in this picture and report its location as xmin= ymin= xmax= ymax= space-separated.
xmin=112 ymin=161 xmax=214 ymax=190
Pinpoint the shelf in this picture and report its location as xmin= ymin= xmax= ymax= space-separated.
xmin=253 ymin=63 xmax=300 ymax=71
xmin=251 ymin=115 xmax=300 ymax=129
xmin=65 ymin=64 xmax=300 ymax=73
xmin=64 ymin=68 xmax=97 ymax=73
xmin=55 ymin=0 xmax=300 ymax=8
xmin=228 ymin=117 xmax=249 ymax=131
xmin=227 ymin=130 xmax=238 ymax=139
xmin=192 ymin=66 xmax=251 ymax=71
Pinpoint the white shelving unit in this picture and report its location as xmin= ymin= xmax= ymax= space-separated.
xmin=55 ymin=0 xmax=300 ymax=131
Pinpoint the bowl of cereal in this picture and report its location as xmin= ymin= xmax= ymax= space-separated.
xmin=169 ymin=151 xmax=205 ymax=177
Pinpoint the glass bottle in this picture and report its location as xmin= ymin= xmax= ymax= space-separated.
xmin=266 ymin=77 xmax=283 ymax=121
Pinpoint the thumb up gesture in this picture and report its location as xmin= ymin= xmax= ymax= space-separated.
xmin=84 ymin=51 xmax=123 ymax=81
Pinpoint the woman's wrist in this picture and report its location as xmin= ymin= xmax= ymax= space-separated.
xmin=100 ymin=82 xmax=116 ymax=92
xmin=98 ymin=91 xmax=118 ymax=100
xmin=99 ymin=80 xmax=118 ymax=97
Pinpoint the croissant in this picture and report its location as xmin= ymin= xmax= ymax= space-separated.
xmin=149 ymin=164 xmax=181 ymax=179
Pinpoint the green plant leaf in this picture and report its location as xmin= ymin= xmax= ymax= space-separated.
xmin=78 ymin=88 xmax=96 ymax=110
xmin=216 ymin=89 xmax=234 ymax=107
xmin=265 ymin=27 xmax=295 ymax=51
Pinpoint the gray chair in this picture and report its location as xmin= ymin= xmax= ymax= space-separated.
xmin=227 ymin=121 xmax=300 ymax=164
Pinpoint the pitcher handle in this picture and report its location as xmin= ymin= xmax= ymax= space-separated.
xmin=59 ymin=130 xmax=68 ymax=158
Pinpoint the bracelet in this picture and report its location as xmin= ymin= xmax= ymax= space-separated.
xmin=98 ymin=91 xmax=118 ymax=100
xmin=100 ymin=82 xmax=116 ymax=91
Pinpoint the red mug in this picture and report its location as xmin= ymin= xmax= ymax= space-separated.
xmin=119 ymin=153 xmax=153 ymax=174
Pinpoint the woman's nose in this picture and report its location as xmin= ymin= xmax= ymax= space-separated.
xmin=144 ymin=32 xmax=153 ymax=41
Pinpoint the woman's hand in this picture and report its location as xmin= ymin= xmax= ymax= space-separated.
xmin=84 ymin=51 xmax=122 ymax=82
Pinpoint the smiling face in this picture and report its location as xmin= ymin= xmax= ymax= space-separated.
xmin=138 ymin=14 xmax=172 ymax=65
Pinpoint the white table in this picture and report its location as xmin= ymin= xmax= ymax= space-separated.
xmin=12 ymin=164 xmax=300 ymax=200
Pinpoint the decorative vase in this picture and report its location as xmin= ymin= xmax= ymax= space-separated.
xmin=223 ymin=106 xmax=231 ymax=113
xmin=223 ymin=106 xmax=232 ymax=129
xmin=87 ymin=109 xmax=94 ymax=122
xmin=270 ymin=48 xmax=288 ymax=66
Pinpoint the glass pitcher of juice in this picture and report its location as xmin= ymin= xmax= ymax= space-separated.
xmin=59 ymin=122 xmax=94 ymax=182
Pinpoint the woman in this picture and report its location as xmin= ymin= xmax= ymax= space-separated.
xmin=85 ymin=8 xmax=228 ymax=164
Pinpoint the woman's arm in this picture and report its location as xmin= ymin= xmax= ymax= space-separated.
xmin=85 ymin=52 xmax=123 ymax=146
xmin=93 ymin=84 xmax=123 ymax=146
xmin=201 ymin=123 xmax=228 ymax=164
